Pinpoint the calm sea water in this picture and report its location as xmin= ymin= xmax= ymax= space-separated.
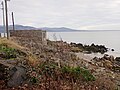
xmin=47 ymin=31 xmax=120 ymax=57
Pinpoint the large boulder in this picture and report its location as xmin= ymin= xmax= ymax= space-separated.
xmin=103 ymin=54 xmax=114 ymax=61
xmin=0 ymin=63 xmax=8 ymax=80
xmin=0 ymin=60 xmax=27 ymax=88
xmin=7 ymin=66 xmax=26 ymax=87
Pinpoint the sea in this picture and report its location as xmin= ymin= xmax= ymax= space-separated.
xmin=47 ymin=31 xmax=120 ymax=57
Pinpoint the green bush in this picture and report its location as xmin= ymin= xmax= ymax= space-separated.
xmin=61 ymin=66 xmax=95 ymax=81
xmin=39 ymin=62 xmax=58 ymax=77
xmin=0 ymin=44 xmax=17 ymax=59
xmin=38 ymin=62 xmax=95 ymax=83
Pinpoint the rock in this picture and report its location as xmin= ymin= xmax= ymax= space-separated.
xmin=93 ymin=57 xmax=100 ymax=61
xmin=0 ymin=63 xmax=8 ymax=80
xmin=35 ymin=52 xmax=40 ymax=55
xmin=103 ymin=54 xmax=109 ymax=60
xmin=24 ymin=84 xmax=28 ymax=87
xmin=109 ymin=55 xmax=114 ymax=61
xmin=115 ymin=57 xmax=120 ymax=62
xmin=7 ymin=66 xmax=26 ymax=87
xmin=100 ymin=57 xmax=106 ymax=61
xmin=113 ymin=65 xmax=120 ymax=72
xmin=102 ymin=54 xmax=114 ymax=61
xmin=9 ymin=67 xmax=17 ymax=77
xmin=95 ymin=68 xmax=105 ymax=73
xmin=103 ymin=60 xmax=113 ymax=69
xmin=85 ymin=63 xmax=89 ymax=68
xmin=111 ymin=49 xmax=114 ymax=51
xmin=97 ymin=62 xmax=104 ymax=67
xmin=40 ymin=54 xmax=45 ymax=58
xmin=0 ymin=53 xmax=6 ymax=58
xmin=70 ymin=43 xmax=108 ymax=54
xmin=6 ymin=60 xmax=18 ymax=65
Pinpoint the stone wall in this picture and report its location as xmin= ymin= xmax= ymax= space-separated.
xmin=9 ymin=30 xmax=47 ymax=45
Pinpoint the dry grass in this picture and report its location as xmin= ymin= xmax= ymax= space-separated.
xmin=27 ymin=53 xmax=38 ymax=66
xmin=0 ymin=38 xmax=38 ymax=66
xmin=0 ymin=38 xmax=26 ymax=50
xmin=93 ymin=76 xmax=117 ymax=90
xmin=71 ymin=47 xmax=82 ymax=52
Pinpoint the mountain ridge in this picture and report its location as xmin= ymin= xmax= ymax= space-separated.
xmin=0 ymin=25 xmax=120 ymax=33
xmin=0 ymin=25 xmax=81 ymax=33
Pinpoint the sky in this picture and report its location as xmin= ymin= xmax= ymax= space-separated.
xmin=0 ymin=0 xmax=120 ymax=30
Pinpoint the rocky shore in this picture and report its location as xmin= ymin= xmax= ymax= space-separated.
xmin=92 ymin=54 xmax=120 ymax=72
xmin=70 ymin=42 xmax=109 ymax=54
xmin=0 ymin=38 xmax=119 ymax=90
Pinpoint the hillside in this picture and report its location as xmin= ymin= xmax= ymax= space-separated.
xmin=0 ymin=25 xmax=81 ymax=32
xmin=0 ymin=37 xmax=119 ymax=90
xmin=0 ymin=25 xmax=37 ymax=33
xmin=41 ymin=27 xmax=81 ymax=32
xmin=1 ymin=25 xmax=120 ymax=33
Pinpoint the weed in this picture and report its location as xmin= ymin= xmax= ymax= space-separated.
xmin=61 ymin=66 xmax=95 ymax=81
xmin=0 ymin=44 xmax=17 ymax=59
xmin=30 ymin=76 xmax=38 ymax=83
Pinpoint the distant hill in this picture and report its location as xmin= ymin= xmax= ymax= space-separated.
xmin=0 ymin=25 xmax=119 ymax=33
xmin=9 ymin=25 xmax=37 ymax=30
xmin=0 ymin=25 xmax=81 ymax=33
xmin=0 ymin=25 xmax=37 ymax=33
xmin=40 ymin=27 xmax=81 ymax=32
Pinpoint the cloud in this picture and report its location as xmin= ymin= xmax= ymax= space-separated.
xmin=0 ymin=0 xmax=120 ymax=30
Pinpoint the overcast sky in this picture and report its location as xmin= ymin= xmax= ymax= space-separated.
xmin=0 ymin=0 xmax=120 ymax=30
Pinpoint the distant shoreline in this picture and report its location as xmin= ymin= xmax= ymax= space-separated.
xmin=0 ymin=25 xmax=120 ymax=33
xmin=46 ymin=30 xmax=120 ymax=32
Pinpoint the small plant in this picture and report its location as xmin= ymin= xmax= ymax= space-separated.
xmin=80 ymin=67 xmax=96 ymax=81
xmin=0 ymin=44 xmax=17 ymax=59
xmin=39 ymin=62 xmax=58 ymax=77
xmin=30 ymin=76 xmax=38 ymax=83
xmin=61 ymin=66 xmax=95 ymax=81
xmin=29 ymin=61 xmax=96 ymax=89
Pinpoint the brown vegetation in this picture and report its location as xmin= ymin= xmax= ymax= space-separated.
xmin=0 ymin=38 xmax=119 ymax=90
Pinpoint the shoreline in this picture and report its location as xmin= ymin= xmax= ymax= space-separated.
xmin=75 ymin=52 xmax=93 ymax=62
xmin=0 ymin=38 xmax=119 ymax=89
xmin=47 ymin=31 xmax=120 ymax=55
xmin=76 ymin=51 xmax=120 ymax=60
xmin=69 ymin=41 xmax=120 ymax=58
